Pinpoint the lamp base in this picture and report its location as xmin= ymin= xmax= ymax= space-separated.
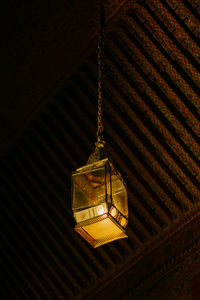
xmin=75 ymin=214 xmax=128 ymax=248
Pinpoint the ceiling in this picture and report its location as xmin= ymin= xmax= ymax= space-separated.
xmin=1 ymin=0 xmax=200 ymax=299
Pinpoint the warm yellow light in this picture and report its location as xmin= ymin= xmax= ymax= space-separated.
xmin=76 ymin=215 xmax=127 ymax=247
xmin=110 ymin=207 xmax=117 ymax=218
xmin=84 ymin=218 xmax=121 ymax=240
xmin=72 ymin=158 xmax=128 ymax=247
xmin=96 ymin=205 xmax=105 ymax=215
xmin=120 ymin=217 xmax=127 ymax=227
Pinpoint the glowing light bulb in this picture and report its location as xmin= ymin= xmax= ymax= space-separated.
xmin=97 ymin=205 xmax=105 ymax=215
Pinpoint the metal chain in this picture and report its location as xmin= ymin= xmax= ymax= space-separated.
xmin=97 ymin=2 xmax=105 ymax=144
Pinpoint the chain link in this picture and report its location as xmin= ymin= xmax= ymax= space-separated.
xmin=97 ymin=2 xmax=105 ymax=144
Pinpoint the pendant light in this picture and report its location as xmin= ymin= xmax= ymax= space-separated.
xmin=71 ymin=2 xmax=128 ymax=248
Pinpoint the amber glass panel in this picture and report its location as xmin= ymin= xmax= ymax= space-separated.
xmin=81 ymin=217 xmax=128 ymax=247
xmin=111 ymin=173 xmax=128 ymax=217
xmin=84 ymin=218 xmax=122 ymax=240
xmin=105 ymin=161 xmax=112 ymax=203
xmin=72 ymin=159 xmax=109 ymax=211
xmin=73 ymin=168 xmax=105 ymax=210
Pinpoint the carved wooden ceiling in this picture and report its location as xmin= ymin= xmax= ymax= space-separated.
xmin=1 ymin=0 xmax=200 ymax=299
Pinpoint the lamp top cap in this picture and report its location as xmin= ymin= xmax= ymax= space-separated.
xmin=87 ymin=140 xmax=107 ymax=164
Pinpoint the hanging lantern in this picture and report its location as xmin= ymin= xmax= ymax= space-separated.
xmin=72 ymin=142 xmax=128 ymax=248
xmin=71 ymin=3 xmax=128 ymax=248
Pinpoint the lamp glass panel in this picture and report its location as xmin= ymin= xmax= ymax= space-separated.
xmin=84 ymin=218 xmax=122 ymax=241
xmin=72 ymin=160 xmax=107 ymax=211
xmin=77 ymin=216 xmax=128 ymax=248
xmin=111 ymin=173 xmax=128 ymax=218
